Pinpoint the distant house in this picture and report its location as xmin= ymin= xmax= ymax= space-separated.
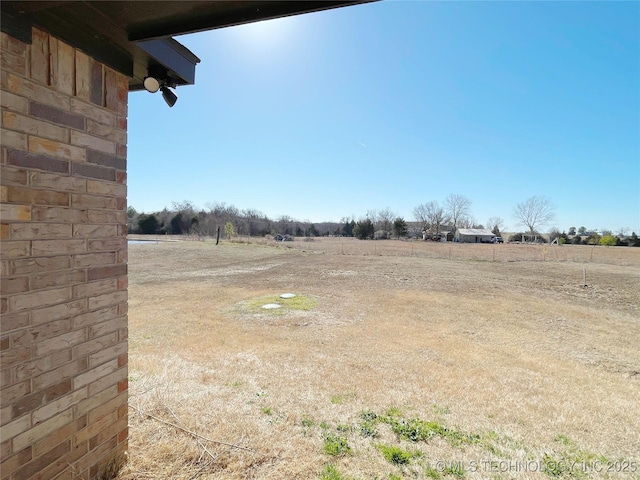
xmin=455 ymin=228 xmax=496 ymax=243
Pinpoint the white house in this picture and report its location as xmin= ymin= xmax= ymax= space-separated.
xmin=455 ymin=228 xmax=496 ymax=243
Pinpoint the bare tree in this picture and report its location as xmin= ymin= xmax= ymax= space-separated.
xmin=375 ymin=207 xmax=396 ymax=233
xmin=513 ymin=196 xmax=555 ymax=234
xmin=414 ymin=201 xmax=450 ymax=236
xmin=444 ymin=194 xmax=472 ymax=229
xmin=486 ymin=216 xmax=505 ymax=235
xmin=413 ymin=204 xmax=430 ymax=231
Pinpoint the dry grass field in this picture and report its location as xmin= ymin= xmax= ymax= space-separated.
xmin=118 ymin=237 xmax=639 ymax=480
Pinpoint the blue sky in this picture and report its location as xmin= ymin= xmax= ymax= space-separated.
xmin=128 ymin=0 xmax=640 ymax=233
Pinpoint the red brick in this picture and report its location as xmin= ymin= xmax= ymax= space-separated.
xmin=117 ymin=378 xmax=127 ymax=393
xmin=117 ymin=354 xmax=127 ymax=368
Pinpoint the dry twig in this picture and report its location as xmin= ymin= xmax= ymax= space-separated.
xmin=130 ymin=404 xmax=266 ymax=456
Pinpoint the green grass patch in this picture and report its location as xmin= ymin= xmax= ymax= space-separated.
xmin=323 ymin=434 xmax=352 ymax=456
xmin=321 ymin=464 xmax=354 ymax=480
xmin=384 ymin=417 xmax=479 ymax=446
xmin=243 ymin=293 xmax=318 ymax=314
xmin=376 ymin=444 xmax=422 ymax=465
xmin=330 ymin=392 xmax=355 ymax=405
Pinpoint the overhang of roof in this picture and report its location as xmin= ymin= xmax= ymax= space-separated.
xmin=1 ymin=1 xmax=372 ymax=91
xmin=457 ymin=229 xmax=496 ymax=236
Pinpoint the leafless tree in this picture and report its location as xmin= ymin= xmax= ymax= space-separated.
xmin=444 ymin=194 xmax=472 ymax=229
xmin=487 ymin=216 xmax=505 ymax=235
xmin=413 ymin=204 xmax=430 ymax=231
xmin=375 ymin=207 xmax=396 ymax=233
xmin=414 ymin=201 xmax=450 ymax=236
xmin=513 ymin=196 xmax=555 ymax=234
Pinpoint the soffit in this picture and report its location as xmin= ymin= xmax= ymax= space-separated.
xmin=1 ymin=1 xmax=371 ymax=90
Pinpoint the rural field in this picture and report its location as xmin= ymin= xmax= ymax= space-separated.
xmin=118 ymin=237 xmax=639 ymax=480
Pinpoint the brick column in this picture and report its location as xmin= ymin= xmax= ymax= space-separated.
xmin=1 ymin=27 xmax=128 ymax=480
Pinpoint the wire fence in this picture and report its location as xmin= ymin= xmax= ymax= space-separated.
xmin=128 ymin=235 xmax=640 ymax=267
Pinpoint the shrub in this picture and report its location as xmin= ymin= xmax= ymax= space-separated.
xmin=572 ymin=236 xmax=582 ymax=245
xmin=600 ymin=234 xmax=617 ymax=246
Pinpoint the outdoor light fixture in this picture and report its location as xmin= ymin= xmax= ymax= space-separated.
xmin=160 ymin=85 xmax=177 ymax=107
xmin=143 ymin=66 xmax=178 ymax=107
xmin=143 ymin=76 xmax=160 ymax=93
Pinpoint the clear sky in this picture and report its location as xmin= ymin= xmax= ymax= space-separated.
xmin=128 ymin=0 xmax=640 ymax=234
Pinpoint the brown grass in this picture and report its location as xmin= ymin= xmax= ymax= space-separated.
xmin=118 ymin=238 xmax=640 ymax=479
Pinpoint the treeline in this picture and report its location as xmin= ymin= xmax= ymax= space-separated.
xmin=127 ymin=196 xmax=638 ymax=246
xmin=128 ymin=201 xmax=352 ymax=238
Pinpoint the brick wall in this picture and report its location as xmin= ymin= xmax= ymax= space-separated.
xmin=1 ymin=27 xmax=128 ymax=480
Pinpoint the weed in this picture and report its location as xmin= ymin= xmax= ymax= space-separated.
xmin=385 ymin=417 xmax=479 ymax=446
xmin=444 ymin=463 xmax=465 ymax=478
xmin=432 ymin=403 xmax=450 ymax=415
xmin=320 ymin=421 xmax=330 ymax=430
xmin=554 ymin=435 xmax=574 ymax=447
xmin=376 ymin=444 xmax=421 ymax=465
xmin=331 ymin=392 xmax=355 ymax=405
xmin=360 ymin=410 xmax=378 ymax=422
xmin=323 ymin=434 xmax=352 ymax=456
xmin=337 ymin=423 xmax=353 ymax=433
xmin=425 ymin=466 xmax=442 ymax=479
xmin=385 ymin=406 xmax=403 ymax=418
xmin=321 ymin=464 xmax=353 ymax=480
xmin=261 ymin=407 xmax=272 ymax=415
xmin=359 ymin=419 xmax=378 ymax=438
xmin=302 ymin=415 xmax=315 ymax=428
